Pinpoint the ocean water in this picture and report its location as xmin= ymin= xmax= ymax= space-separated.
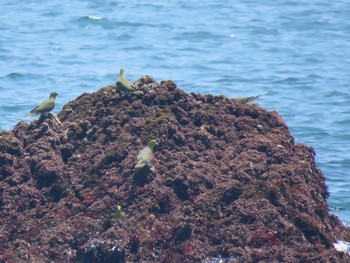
xmin=0 ymin=1 xmax=349 ymax=224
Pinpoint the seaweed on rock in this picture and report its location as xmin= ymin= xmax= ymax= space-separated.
xmin=0 ymin=77 xmax=349 ymax=262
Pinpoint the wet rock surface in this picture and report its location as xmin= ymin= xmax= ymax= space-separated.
xmin=1 ymin=77 xmax=350 ymax=262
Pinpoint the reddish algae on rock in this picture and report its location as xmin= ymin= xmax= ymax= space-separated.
xmin=0 ymin=76 xmax=350 ymax=262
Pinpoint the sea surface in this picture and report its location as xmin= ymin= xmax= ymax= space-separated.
xmin=0 ymin=1 xmax=349 ymax=224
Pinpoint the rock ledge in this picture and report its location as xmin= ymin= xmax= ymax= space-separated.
xmin=1 ymin=77 xmax=349 ymax=262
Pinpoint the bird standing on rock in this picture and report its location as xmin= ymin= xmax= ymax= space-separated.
xmin=114 ymin=205 xmax=126 ymax=219
xmin=135 ymin=140 xmax=158 ymax=170
xmin=116 ymin=68 xmax=135 ymax=94
xmin=233 ymin=95 xmax=260 ymax=104
xmin=27 ymin=92 xmax=58 ymax=116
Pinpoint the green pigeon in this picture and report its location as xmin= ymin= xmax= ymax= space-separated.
xmin=135 ymin=140 xmax=158 ymax=169
xmin=114 ymin=205 xmax=126 ymax=219
xmin=233 ymin=95 xmax=260 ymax=104
xmin=27 ymin=92 xmax=58 ymax=116
xmin=116 ymin=68 xmax=135 ymax=94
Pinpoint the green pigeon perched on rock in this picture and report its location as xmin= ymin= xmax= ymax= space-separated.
xmin=135 ymin=140 xmax=158 ymax=170
xmin=116 ymin=68 xmax=135 ymax=94
xmin=27 ymin=92 xmax=58 ymax=116
xmin=114 ymin=205 xmax=126 ymax=219
xmin=233 ymin=95 xmax=260 ymax=104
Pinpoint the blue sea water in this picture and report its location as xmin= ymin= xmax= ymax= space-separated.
xmin=0 ymin=1 xmax=349 ymax=224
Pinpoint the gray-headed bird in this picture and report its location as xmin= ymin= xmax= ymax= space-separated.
xmin=116 ymin=68 xmax=135 ymax=94
xmin=135 ymin=140 xmax=158 ymax=170
xmin=27 ymin=92 xmax=58 ymax=116
xmin=233 ymin=95 xmax=260 ymax=104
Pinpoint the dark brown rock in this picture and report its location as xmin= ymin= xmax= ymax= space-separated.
xmin=0 ymin=78 xmax=349 ymax=262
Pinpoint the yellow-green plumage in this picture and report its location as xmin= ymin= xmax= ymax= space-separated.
xmin=27 ymin=92 xmax=58 ymax=116
xmin=135 ymin=140 xmax=158 ymax=169
xmin=114 ymin=205 xmax=126 ymax=219
xmin=116 ymin=68 xmax=135 ymax=94
xmin=233 ymin=95 xmax=260 ymax=104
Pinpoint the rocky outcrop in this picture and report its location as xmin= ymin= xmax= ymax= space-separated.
xmin=0 ymin=76 xmax=349 ymax=262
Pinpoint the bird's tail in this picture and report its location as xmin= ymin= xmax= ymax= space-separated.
xmin=233 ymin=95 xmax=261 ymax=104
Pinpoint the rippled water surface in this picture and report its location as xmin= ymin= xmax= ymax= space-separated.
xmin=1 ymin=0 xmax=349 ymax=223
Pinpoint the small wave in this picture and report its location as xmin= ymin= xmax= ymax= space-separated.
xmin=88 ymin=16 xmax=102 ymax=20
xmin=3 ymin=72 xmax=23 ymax=79
xmin=306 ymin=73 xmax=322 ymax=79
xmin=76 ymin=16 xmax=104 ymax=24
xmin=117 ymin=33 xmax=133 ymax=40
xmin=175 ymin=31 xmax=222 ymax=41
xmin=275 ymin=76 xmax=301 ymax=84
xmin=123 ymin=46 xmax=149 ymax=51
xmin=115 ymin=21 xmax=150 ymax=28
xmin=77 ymin=15 xmax=103 ymax=21
xmin=0 ymin=105 xmax=25 ymax=112
xmin=2 ymin=72 xmax=48 ymax=81
xmin=273 ymin=76 xmax=317 ymax=85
